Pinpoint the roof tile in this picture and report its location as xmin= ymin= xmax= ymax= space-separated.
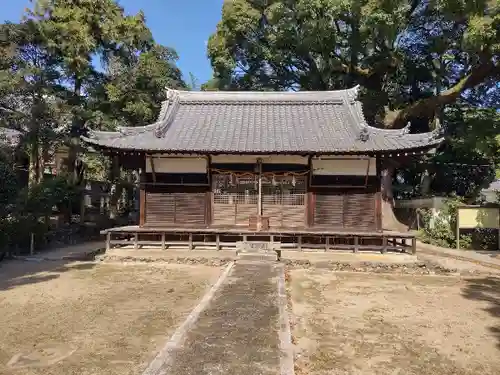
xmin=83 ymin=87 xmax=443 ymax=154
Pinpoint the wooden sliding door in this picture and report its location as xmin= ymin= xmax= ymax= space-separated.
xmin=262 ymin=175 xmax=306 ymax=228
xmin=312 ymin=189 xmax=377 ymax=231
xmin=211 ymin=173 xmax=258 ymax=226
xmin=144 ymin=185 xmax=208 ymax=226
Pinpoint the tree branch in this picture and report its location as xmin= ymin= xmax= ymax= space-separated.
xmin=385 ymin=60 xmax=498 ymax=128
xmin=0 ymin=104 xmax=27 ymax=117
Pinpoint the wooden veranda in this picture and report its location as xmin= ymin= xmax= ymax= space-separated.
xmin=102 ymin=225 xmax=417 ymax=254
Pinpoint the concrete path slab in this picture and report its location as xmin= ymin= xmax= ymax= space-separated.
xmin=151 ymin=260 xmax=284 ymax=375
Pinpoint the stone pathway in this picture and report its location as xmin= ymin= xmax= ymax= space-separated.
xmin=417 ymin=241 xmax=500 ymax=271
xmin=152 ymin=260 xmax=286 ymax=375
xmin=13 ymin=241 xmax=104 ymax=261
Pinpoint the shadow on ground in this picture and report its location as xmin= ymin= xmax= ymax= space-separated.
xmin=463 ymin=277 xmax=500 ymax=349
xmin=0 ymin=259 xmax=96 ymax=291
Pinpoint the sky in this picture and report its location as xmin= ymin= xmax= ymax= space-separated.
xmin=0 ymin=0 xmax=224 ymax=86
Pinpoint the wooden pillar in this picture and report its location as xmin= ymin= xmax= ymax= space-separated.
xmin=30 ymin=232 xmax=35 ymax=256
xmin=205 ymin=192 xmax=212 ymax=226
xmin=106 ymin=232 xmax=111 ymax=251
xmin=188 ymin=233 xmax=193 ymax=250
xmin=161 ymin=232 xmax=166 ymax=250
xmin=139 ymin=167 xmax=146 ymax=226
xmin=149 ymin=155 xmax=157 ymax=183
xmin=216 ymin=234 xmax=220 ymax=251
xmin=381 ymin=236 xmax=387 ymax=254
xmin=206 ymin=155 xmax=212 ymax=227
xmin=375 ymin=157 xmax=383 ymax=231
xmin=353 ymin=236 xmax=359 ymax=253
xmin=298 ymin=236 xmax=302 ymax=251
xmin=411 ymin=237 xmax=417 ymax=255
xmin=306 ymin=155 xmax=314 ymax=227
xmin=134 ymin=233 xmax=138 ymax=250
xmin=257 ymin=158 xmax=262 ymax=217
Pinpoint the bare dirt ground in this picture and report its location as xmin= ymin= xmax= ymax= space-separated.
xmin=0 ymin=260 xmax=222 ymax=375
xmin=289 ymin=269 xmax=500 ymax=375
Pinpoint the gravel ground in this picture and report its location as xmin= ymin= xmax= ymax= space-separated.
xmin=0 ymin=261 xmax=222 ymax=375
xmin=289 ymin=269 xmax=500 ymax=375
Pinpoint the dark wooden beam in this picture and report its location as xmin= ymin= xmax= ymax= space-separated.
xmin=307 ymin=155 xmax=314 ymax=227
xmin=375 ymin=156 xmax=383 ymax=231
xmin=206 ymin=155 xmax=212 ymax=227
xmin=364 ymin=158 xmax=371 ymax=186
xmin=139 ymin=169 xmax=146 ymax=226
xmin=205 ymin=191 xmax=212 ymax=226
xmin=149 ymin=155 xmax=157 ymax=183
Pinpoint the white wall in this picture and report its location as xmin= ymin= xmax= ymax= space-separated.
xmin=312 ymin=157 xmax=376 ymax=176
xmin=211 ymin=155 xmax=308 ymax=165
xmin=145 ymin=154 xmax=376 ymax=175
xmin=146 ymin=157 xmax=207 ymax=173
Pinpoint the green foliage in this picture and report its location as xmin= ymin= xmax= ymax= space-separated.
xmin=17 ymin=175 xmax=77 ymax=216
xmin=82 ymin=151 xmax=110 ymax=181
xmin=417 ymin=197 xmax=472 ymax=249
xmin=430 ymin=104 xmax=499 ymax=197
xmin=28 ymin=0 xmax=153 ymax=83
xmin=0 ymin=20 xmax=69 ymax=185
xmin=0 ymin=174 xmax=78 ymax=251
xmin=0 ymin=155 xmax=19 ymax=213
xmin=398 ymin=101 xmax=499 ymax=200
xmin=207 ymin=0 xmax=499 ymax=126
xmin=96 ymin=44 xmax=186 ymax=128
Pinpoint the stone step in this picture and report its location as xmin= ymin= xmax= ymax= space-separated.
xmin=238 ymin=252 xmax=278 ymax=262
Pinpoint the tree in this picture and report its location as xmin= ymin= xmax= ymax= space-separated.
xmin=2 ymin=1 xmax=187 ymax=225
xmin=0 ymin=20 xmax=69 ymax=185
xmin=208 ymin=1 xmax=498 ymax=128
xmin=207 ymin=0 xmax=499 ymax=228
xmin=95 ymin=44 xmax=186 ymax=129
xmin=396 ymin=105 xmax=499 ymax=200
xmin=26 ymin=0 xmax=154 ymax=182
xmin=87 ymin=42 xmax=186 ymax=219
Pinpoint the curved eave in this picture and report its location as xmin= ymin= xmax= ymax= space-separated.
xmin=81 ymin=134 xmax=443 ymax=156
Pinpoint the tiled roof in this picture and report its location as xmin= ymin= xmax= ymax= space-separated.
xmin=82 ymin=86 xmax=443 ymax=154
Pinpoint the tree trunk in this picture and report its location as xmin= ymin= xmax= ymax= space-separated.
xmin=38 ymin=144 xmax=46 ymax=181
xmin=28 ymin=98 xmax=42 ymax=187
xmin=380 ymin=164 xmax=407 ymax=232
xmin=419 ymin=169 xmax=433 ymax=196
xmin=108 ymin=156 xmax=120 ymax=220
xmin=384 ymin=59 xmax=497 ymax=129
xmin=28 ymin=140 xmax=40 ymax=187
xmin=67 ymin=76 xmax=82 ymax=183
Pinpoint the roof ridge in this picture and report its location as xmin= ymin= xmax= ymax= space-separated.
xmin=155 ymin=90 xmax=181 ymax=138
xmin=177 ymin=100 xmax=346 ymax=105
xmin=162 ymin=85 xmax=361 ymax=104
